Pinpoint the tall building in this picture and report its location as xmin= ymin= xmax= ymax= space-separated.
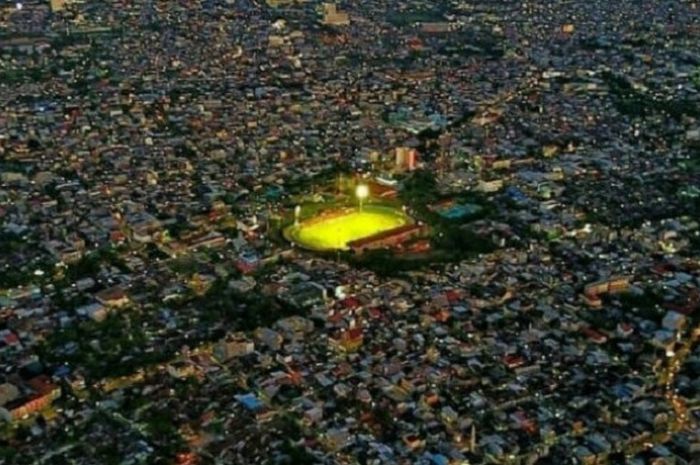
xmin=395 ymin=147 xmax=418 ymax=172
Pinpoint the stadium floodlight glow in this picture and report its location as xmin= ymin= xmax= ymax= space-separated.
xmin=355 ymin=184 xmax=369 ymax=211
xmin=285 ymin=205 xmax=410 ymax=252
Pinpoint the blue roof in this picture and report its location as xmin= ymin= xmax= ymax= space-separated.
xmin=611 ymin=383 xmax=633 ymax=400
xmin=426 ymin=453 xmax=449 ymax=465
xmin=53 ymin=365 xmax=72 ymax=378
xmin=239 ymin=252 xmax=260 ymax=264
xmin=265 ymin=186 xmax=284 ymax=200
xmin=235 ymin=393 xmax=263 ymax=412
xmin=505 ymin=186 xmax=528 ymax=201
xmin=439 ymin=203 xmax=483 ymax=219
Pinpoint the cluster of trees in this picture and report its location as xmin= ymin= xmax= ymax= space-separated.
xmin=617 ymin=290 xmax=667 ymax=322
xmin=386 ymin=9 xmax=445 ymax=27
xmin=277 ymin=441 xmax=318 ymax=465
xmin=604 ymin=71 xmax=700 ymax=120
xmin=141 ymin=407 xmax=186 ymax=458
xmin=400 ymin=169 xmax=439 ymax=210
xmin=0 ymin=231 xmax=27 ymax=255
xmin=352 ymin=225 xmax=495 ymax=277
xmin=41 ymin=262 xmax=305 ymax=385
xmin=51 ymin=247 xmax=127 ymax=288
xmin=38 ymin=310 xmax=171 ymax=381
xmin=0 ymin=233 xmax=47 ymax=289
xmin=191 ymin=278 xmax=306 ymax=332
xmin=349 ymin=249 xmax=430 ymax=277
xmin=0 ymin=67 xmax=50 ymax=84
xmin=432 ymin=224 xmax=496 ymax=256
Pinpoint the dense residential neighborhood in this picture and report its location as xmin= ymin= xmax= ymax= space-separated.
xmin=0 ymin=1 xmax=699 ymax=464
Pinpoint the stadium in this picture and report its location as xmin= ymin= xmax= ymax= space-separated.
xmin=284 ymin=204 xmax=413 ymax=252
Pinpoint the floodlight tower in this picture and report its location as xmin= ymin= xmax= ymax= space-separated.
xmin=355 ymin=184 xmax=369 ymax=212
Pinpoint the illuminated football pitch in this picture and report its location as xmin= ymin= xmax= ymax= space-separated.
xmin=285 ymin=206 xmax=411 ymax=251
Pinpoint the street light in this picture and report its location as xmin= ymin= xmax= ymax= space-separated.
xmin=355 ymin=184 xmax=369 ymax=212
xmin=294 ymin=205 xmax=301 ymax=226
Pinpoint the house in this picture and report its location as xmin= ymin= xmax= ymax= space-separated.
xmin=403 ymin=434 xmax=426 ymax=451
xmin=329 ymin=327 xmax=363 ymax=352
xmin=323 ymin=428 xmax=351 ymax=452
xmin=0 ymin=376 xmax=61 ymax=423
xmin=255 ymin=327 xmax=283 ymax=351
xmin=76 ymin=302 xmax=108 ymax=322
xmin=235 ymin=393 xmax=263 ymax=412
xmin=583 ymin=276 xmax=631 ymax=306
xmin=322 ymin=3 xmax=350 ymax=26
xmin=582 ymin=327 xmax=608 ymax=344
xmin=0 ymin=383 xmax=19 ymax=408
xmin=286 ymin=281 xmax=327 ymax=309
xmin=187 ymin=231 xmax=226 ymax=251
xmin=95 ymin=286 xmax=130 ymax=307
xmin=213 ymin=334 xmax=255 ymax=362
xmin=275 ymin=316 xmax=315 ymax=340
xmin=503 ymin=354 xmax=526 ymax=369
xmin=235 ymin=249 xmax=261 ymax=274
xmin=661 ymin=311 xmax=686 ymax=331
xmin=167 ymin=361 xmax=197 ymax=379
xmin=477 ymin=179 xmax=504 ymax=193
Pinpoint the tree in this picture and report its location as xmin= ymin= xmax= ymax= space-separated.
xmin=401 ymin=169 xmax=438 ymax=207
xmin=279 ymin=440 xmax=317 ymax=465
xmin=434 ymin=225 xmax=495 ymax=256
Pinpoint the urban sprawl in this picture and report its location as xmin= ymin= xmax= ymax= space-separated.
xmin=0 ymin=1 xmax=699 ymax=465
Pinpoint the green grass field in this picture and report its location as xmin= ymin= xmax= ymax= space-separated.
xmin=285 ymin=206 xmax=410 ymax=251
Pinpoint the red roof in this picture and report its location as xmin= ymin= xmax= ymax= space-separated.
xmin=110 ymin=230 xmax=125 ymax=242
xmin=503 ymin=354 xmax=525 ymax=368
xmin=328 ymin=311 xmax=345 ymax=324
xmin=27 ymin=375 xmax=56 ymax=395
xmin=340 ymin=296 xmax=360 ymax=309
xmin=176 ymin=452 xmax=197 ymax=465
xmin=95 ymin=286 xmax=127 ymax=302
xmin=348 ymin=223 xmax=423 ymax=249
xmin=347 ymin=327 xmax=363 ymax=340
xmin=445 ymin=289 xmax=461 ymax=303
xmin=618 ymin=322 xmax=634 ymax=334
xmin=652 ymin=264 xmax=674 ymax=275
xmin=368 ymin=307 xmax=383 ymax=319
xmin=368 ymin=181 xmax=398 ymax=198
xmin=582 ymin=327 xmax=607 ymax=343
xmin=287 ymin=370 xmax=302 ymax=385
xmin=433 ymin=309 xmax=450 ymax=322
xmin=236 ymin=260 xmax=258 ymax=274
xmin=407 ymin=239 xmax=431 ymax=253
xmin=3 ymin=332 xmax=19 ymax=345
